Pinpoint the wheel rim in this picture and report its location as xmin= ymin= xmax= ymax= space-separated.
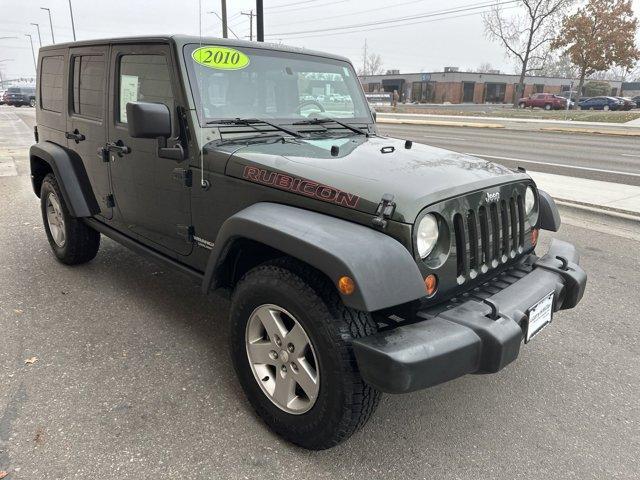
xmin=46 ymin=192 xmax=66 ymax=247
xmin=245 ymin=304 xmax=320 ymax=415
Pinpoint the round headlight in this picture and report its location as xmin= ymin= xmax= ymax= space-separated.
xmin=525 ymin=186 xmax=536 ymax=216
xmin=417 ymin=214 xmax=439 ymax=259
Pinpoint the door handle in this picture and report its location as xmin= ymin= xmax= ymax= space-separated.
xmin=65 ymin=129 xmax=86 ymax=143
xmin=105 ymin=140 xmax=131 ymax=156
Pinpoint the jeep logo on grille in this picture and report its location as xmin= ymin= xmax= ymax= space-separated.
xmin=485 ymin=191 xmax=500 ymax=203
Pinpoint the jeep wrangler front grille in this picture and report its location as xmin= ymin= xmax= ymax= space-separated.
xmin=453 ymin=194 xmax=525 ymax=284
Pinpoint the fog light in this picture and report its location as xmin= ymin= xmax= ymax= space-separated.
xmin=531 ymin=228 xmax=539 ymax=246
xmin=337 ymin=276 xmax=355 ymax=295
xmin=424 ymin=274 xmax=438 ymax=297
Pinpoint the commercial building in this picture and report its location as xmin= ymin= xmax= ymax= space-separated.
xmin=359 ymin=69 xmax=623 ymax=104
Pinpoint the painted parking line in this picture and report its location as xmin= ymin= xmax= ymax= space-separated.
xmin=620 ymin=153 xmax=640 ymax=158
xmin=464 ymin=152 xmax=640 ymax=178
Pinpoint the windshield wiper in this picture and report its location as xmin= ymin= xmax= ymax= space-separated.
xmin=292 ymin=117 xmax=369 ymax=136
xmin=207 ymin=118 xmax=302 ymax=138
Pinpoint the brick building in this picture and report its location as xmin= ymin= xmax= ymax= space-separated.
xmin=359 ymin=70 xmax=623 ymax=104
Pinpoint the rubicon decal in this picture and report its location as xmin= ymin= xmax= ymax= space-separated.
xmin=243 ymin=166 xmax=360 ymax=208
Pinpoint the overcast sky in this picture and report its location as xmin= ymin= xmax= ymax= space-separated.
xmin=1 ymin=0 xmax=639 ymax=80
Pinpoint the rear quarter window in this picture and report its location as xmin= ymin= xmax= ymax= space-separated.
xmin=40 ymin=56 xmax=64 ymax=112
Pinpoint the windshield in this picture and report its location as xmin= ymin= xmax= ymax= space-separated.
xmin=183 ymin=44 xmax=371 ymax=125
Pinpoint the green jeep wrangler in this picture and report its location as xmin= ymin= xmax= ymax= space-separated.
xmin=30 ymin=36 xmax=587 ymax=450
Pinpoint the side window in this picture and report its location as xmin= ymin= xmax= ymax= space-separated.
xmin=71 ymin=55 xmax=105 ymax=119
xmin=118 ymin=54 xmax=173 ymax=123
xmin=40 ymin=55 xmax=64 ymax=113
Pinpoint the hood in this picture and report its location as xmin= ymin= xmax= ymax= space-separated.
xmin=221 ymin=134 xmax=530 ymax=222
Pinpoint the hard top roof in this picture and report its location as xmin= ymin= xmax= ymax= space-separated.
xmin=39 ymin=34 xmax=352 ymax=64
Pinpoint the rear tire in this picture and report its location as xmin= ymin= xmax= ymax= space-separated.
xmin=230 ymin=258 xmax=380 ymax=450
xmin=544 ymin=103 xmax=552 ymax=110
xmin=518 ymin=102 xmax=526 ymax=109
xmin=603 ymin=105 xmax=610 ymax=111
xmin=40 ymin=173 xmax=100 ymax=265
xmin=29 ymin=98 xmax=36 ymax=107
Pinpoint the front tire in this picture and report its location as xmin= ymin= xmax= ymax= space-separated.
xmin=230 ymin=259 xmax=380 ymax=450
xmin=40 ymin=173 xmax=100 ymax=265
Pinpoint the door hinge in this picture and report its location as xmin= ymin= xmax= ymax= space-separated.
xmin=172 ymin=168 xmax=193 ymax=187
xmin=105 ymin=194 xmax=115 ymax=208
xmin=177 ymin=225 xmax=194 ymax=243
xmin=371 ymin=193 xmax=396 ymax=229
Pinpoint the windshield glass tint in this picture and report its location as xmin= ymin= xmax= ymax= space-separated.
xmin=184 ymin=44 xmax=370 ymax=124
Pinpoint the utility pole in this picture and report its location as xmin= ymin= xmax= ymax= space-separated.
xmin=25 ymin=34 xmax=37 ymax=72
xmin=40 ymin=7 xmax=55 ymax=44
xmin=30 ymin=23 xmax=42 ymax=47
xmin=221 ymin=0 xmax=228 ymax=38
xmin=68 ymin=0 xmax=77 ymax=41
xmin=362 ymin=39 xmax=368 ymax=75
xmin=241 ymin=10 xmax=255 ymax=41
xmin=256 ymin=0 xmax=264 ymax=42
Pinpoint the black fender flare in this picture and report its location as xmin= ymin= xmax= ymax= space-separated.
xmin=202 ymin=203 xmax=427 ymax=312
xmin=538 ymin=189 xmax=561 ymax=232
xmin=30 ymin=142 xmax=99 ymax=218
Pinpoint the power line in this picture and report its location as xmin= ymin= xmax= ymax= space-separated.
xmin=267 ymin=0 xmax=430 ymax=28
xmin=267 ymin=0 xmax=349 ymax=14
xmin=266 ymin=0 xmax=516 ymax=37
xmin=266 ymin=0 xmax=330 ymax=10
xmin=267 ymin=5 xmax=519 ymax=41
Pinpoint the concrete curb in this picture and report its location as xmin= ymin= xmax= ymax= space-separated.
xmin=555 ymin=199 xmax=640 ymax=224
xmin=540 ymin=127 xmax=640 ymax=137
xmin=377 ymin=118 xmax=505 ymax=129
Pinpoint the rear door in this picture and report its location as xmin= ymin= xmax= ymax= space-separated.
xmin=66 ymin=46 xmax=112 ymax=219
xmin=107 ymin=43 xmax=192 ymax=256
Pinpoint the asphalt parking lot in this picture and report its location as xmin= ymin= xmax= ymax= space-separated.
xmin=1 ymin=106 xmax=639 ymax=479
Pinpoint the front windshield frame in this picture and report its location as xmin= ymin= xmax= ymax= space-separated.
xmin=182 ymin=43 xmax=374 ymax=127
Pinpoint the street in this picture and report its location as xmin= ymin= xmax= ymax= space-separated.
xmin=1 ymin=106 xmax=640 ymax=479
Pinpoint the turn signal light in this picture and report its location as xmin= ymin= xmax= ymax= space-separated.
xmin=337 ymin=276 xmax=355 ymax=295
xmin=424 ymin=274 xmax=438 ymax=297
xmin=531 ymin=228 xmax=539 ymax=246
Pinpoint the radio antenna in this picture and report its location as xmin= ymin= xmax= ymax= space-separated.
xmin=198 ymin=0 xmax=208 ymax=189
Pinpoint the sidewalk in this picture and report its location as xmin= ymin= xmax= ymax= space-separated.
xmin=378 ymin=112 xmax=640 ymax=136
xmin=529 ymin=170 xmax=640 ymax=218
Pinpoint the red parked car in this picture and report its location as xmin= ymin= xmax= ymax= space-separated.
xmin=518 ymin=93 xmax=568 ymax=110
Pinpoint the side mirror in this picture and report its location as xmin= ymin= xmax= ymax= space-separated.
xmin=126 ymin=101 xmax=172 ymax=139
xmin=126 ymin=101 xmax=184 ymax=162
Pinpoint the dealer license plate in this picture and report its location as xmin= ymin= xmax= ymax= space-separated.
xmin=525 ymin=292 xmax=554 ymax=343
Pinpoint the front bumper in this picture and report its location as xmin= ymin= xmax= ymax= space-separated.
xmin=353 ymin=239 xmax=587 ymax=393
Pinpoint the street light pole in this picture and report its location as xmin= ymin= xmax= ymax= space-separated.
xmin=40 ymin=7 xmax=55 ymax=44
xmin=30 ymin=23 xmax=42 ymax=47
xmin=68 ymin=0 xmax=77 ymax=41
xmin=25 ymin=34 xmax=37 ymax=72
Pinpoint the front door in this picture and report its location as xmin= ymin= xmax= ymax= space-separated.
xmin=107 ymin=44 xmax=192 ymax=256
xmin=66 ymin=46 xmax=112 ymax=219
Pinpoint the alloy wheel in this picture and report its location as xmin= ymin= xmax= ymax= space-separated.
xmin=245 ymin=304 xmax=320 ymax=414
xmin=46 ymin=192 xmax=66 ymax=247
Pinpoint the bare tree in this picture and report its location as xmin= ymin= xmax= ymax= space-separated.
xmin=476 ymin=62 xmax=497 ymax=73
xmin=484 ymin=0 xmax=573 ymax=105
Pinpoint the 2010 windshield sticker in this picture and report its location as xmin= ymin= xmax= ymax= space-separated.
xmin=192 ymin=46 xmax=250 ymax=70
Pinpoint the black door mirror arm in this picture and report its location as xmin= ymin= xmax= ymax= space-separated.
xmin=157 ymin=136 xmax=185 ymax=162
